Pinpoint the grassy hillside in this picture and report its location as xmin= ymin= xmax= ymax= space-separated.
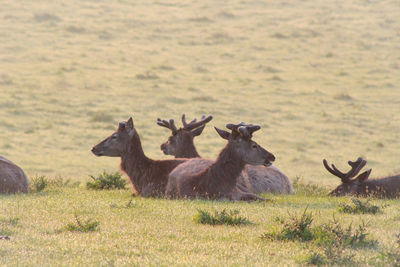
xmin=0 ymin=0 xmax=400 ymax=265
xmin=1 ymin=0 xmax=399 ymax=185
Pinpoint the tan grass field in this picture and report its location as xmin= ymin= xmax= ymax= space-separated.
xmin=1 ymin=0 xmax=399 ymax=185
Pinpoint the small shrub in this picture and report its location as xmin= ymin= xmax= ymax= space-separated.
xmin=30 ymin=175 xmax=48 ymax=192
xmin=64 ymin=213 xmax=99 ymax=233
xmin=194 ymin=209 xmax=251 ymax=226
xmin=338 ymin=198 xmax=382 ymax=214
xmin=262 ymin=207 xmax=313 ymax=241
xmin=87 ymin=171 xmax=126 ymax=190
xmin=263 ymin=210 xmax=377 ymax=265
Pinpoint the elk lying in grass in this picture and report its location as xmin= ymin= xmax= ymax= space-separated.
xmin=323 ymin=157 xmax=400 ymax=198
xmin=157 ymin=114 xmax=212 ymax=158
xmin=0 ymin=156 xmax=29 ymax=194
xmin=166 ymin=123 xmax=276 ymax=200
xmin=158 ymin=115 xmax=293 ymax=194
xmin=91 ymin=117 xmax=187 ymax=197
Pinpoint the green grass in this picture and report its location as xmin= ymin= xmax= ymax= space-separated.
xmin=194 ymin=209 xmax=251 ymax=226
xmin=0 ymin=0 xmax=399 ymax=265
xmin=338 ymin=198 xmax=384 ymax=215
xmin=0 ymin=186 xmax=399 ymax=265
xmin=87 ymin=171 xmax=127 ymax=190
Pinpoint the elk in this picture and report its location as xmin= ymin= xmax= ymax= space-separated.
xmin=323 ymin=157 xmax=400 ymax=198
xmin=91 ymin=117 xmax=187 ymax=197
xmin=0 ymin=156 xmax=29 ymax=194
xmin=158 ymin=115 xmax=293 ymax=194
xmin=157 ymin=114 xmax=212 ymax=158
xmin=166 ymin=122 xmax=276 ymax=200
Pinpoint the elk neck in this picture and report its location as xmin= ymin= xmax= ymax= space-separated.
xmin=120 ymin=130 xmax=153 ymax=193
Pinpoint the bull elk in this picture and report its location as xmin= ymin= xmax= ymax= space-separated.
xmin=166 ymin=122 xmax=276 ymax=200
xmin=158 ymin=114 xmax=293 ymax=194
xmin=323 ymin=157 xmax=400 ymax=198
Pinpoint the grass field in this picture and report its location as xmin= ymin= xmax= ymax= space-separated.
xmin=1 ymin=0 xmax=399 ymax=265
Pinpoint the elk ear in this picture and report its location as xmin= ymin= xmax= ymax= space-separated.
xmin=126 ymin=117 xmax=135 ymax=137
xmin=214 ymin=127 xmax=230 ymax=140
xmin=355 ymin=169 xmax=372 ymax=183
xmin=191 ymin=125 xmax=206 ymax=137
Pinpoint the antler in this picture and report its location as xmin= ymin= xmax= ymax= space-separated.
xmin=323 ymin=157 xmax=367 ymax=183
xmin=157 ymin=118 xmax=178 ymax=135
xmin=226 ymin=122 xmax=260 ymax=138
xmin=181 ymin=114 xmax=213 ymax=130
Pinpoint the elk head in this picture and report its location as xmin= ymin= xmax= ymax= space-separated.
xmin=157 ymin=114 xmax=213 ymax=156
xmin=323 ymin=157 xmax=372 ymax=196
xmin=214 ymin=122 xmax=275 ymax=166
xmin=91 ymin=117 xmax=136 ymax=157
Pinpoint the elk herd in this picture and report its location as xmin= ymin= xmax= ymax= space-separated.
xmin=1 ymin=114 xmax=399 ymax=199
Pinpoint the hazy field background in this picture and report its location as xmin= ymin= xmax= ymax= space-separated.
xmin=1 ymin=0 xmax=399 ymax=184
xmin=1 ymin=1 xmax=400 ymax=266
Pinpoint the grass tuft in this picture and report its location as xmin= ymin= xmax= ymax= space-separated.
xmin=338 ymin=198 xmax=383 ymax=214
xmin=64 ymin=213 xmax=100 ymax=233
xmin=87 ymin=171 xmax=127 ymax=190
xmin=194 ymin=209 xmax=251 ymax=226
xmin=30 ymin=175 xmax=48 ymax=192
xmin=263 ymin=209 xmax=377 ymax=265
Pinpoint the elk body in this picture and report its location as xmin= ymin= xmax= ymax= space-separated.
xmin=158 ymin=115 xmax=293 ymax=194
xmin=0 ymin=156 xmax=29 ymax=194
xmin=166 ymin=123 xmax=276 ymax=200
xmin=324 ymin=157 xmax=400 ymax=198
xmin=91 ymin=117 xmax=187 ymax=197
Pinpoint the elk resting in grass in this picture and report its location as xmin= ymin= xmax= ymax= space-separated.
xmin=91 ymin=117 xmax=187 ymax=197
xmin=157 ymin=114 xmax=293 ymax=194
xmin=0 ymin=156 xmax=29 ymax=194
xmin=166 ymin=122 xmax=276 ymax=200
xmin=323 ymin=157 xmax=400 ymax=198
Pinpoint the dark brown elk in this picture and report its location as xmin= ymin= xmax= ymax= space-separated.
xmin=91 ymin=117 xmax=187 ymax=197
xmin=166 ymin=123 xmax=276 ymax=200
xmin=0 ymin=156 xmax=29 ymax=194
xmin=157 ymin=114 xmax=212 ymax=158
xmin=323 ymin=157 xmax=400 ymax=198
xmin=158 ymin=115 xmax=293 ymax=194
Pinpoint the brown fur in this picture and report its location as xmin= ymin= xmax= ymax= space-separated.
xmin=166 ymin=124 xmax=276 ymax=200
xmin=158 ymin=115 xmax=293 ymax=194
xmin=92 ymin=118 xmax=186 ymax=197
xmin=0 ymin=156 xmax=29 ymax=194
xmin=324 ymin=158 xmax=400 ymax=198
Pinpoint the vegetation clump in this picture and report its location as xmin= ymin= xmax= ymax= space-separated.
xmin=30 ymin=175 xmax=48 ymax=192
xmin=262 ymin=208 xmax=377 ymax=265
xmin=338 ymin=198 xmax=383 ymax=214
xmin=194 ymin=209 xmax=251 ymax=226
xmin=64 ymin=213 xmax=100 ymax=233
xmin=87 ymin=171 xmax=126 ymax=190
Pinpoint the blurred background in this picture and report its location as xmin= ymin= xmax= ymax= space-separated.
xmin=0 ymin=0 xmax=399 ymax=185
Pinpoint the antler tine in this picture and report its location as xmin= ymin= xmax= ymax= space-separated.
xmin=183 ymin=115 xmax=213 ymax=130
xmin=238 ymin=125 xmax=260 ymax=138
xmin=169 ymin=119 xmax=178 ymax=133
xmin=323 ymin=157 xmax=366 ymax=183
xmin=156 ymin=118 xmax=178 ymax=134
xmin=346 ymin=157 xmax=367 ymax=179
xmin=247 ymin=125 xmax=261 ymax=135
xmin=226 ymin=122 xmax=246 ymax=130
xmin=323 ymin=159 xmax=341 ymax=177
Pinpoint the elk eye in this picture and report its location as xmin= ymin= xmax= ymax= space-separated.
xmin=111 ymin=134 xmax=118 ymax=139
xmin=252 ymin=144 xmax=258 ymax=149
